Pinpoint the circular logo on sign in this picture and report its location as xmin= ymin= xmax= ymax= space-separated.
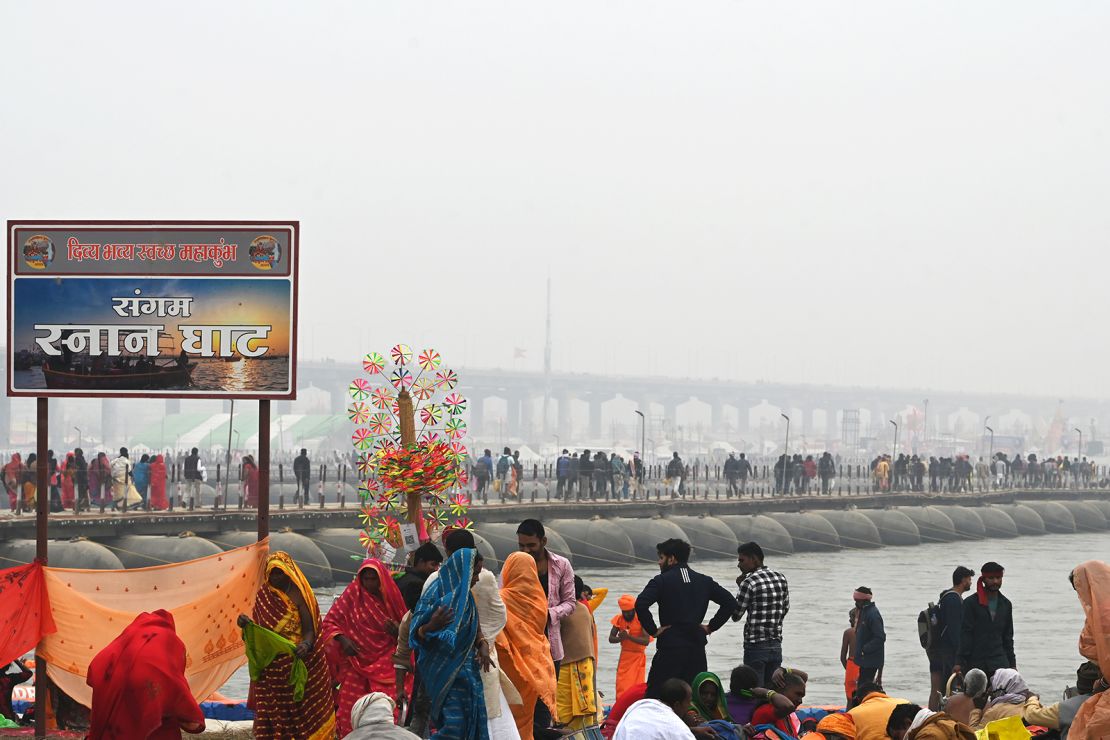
xmin=249 ymin=235 xmax=280 ymax=270
xmin=23 ymin=234 xmax=54 ymax=270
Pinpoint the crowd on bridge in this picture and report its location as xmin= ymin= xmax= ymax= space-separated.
xmin=8 ymin=516 xmax=1108 ymax=739
xmin=0 ymin=445 xmax=328 ymax=515
xmin=860 ymin=453 xmax=1106 ymax=494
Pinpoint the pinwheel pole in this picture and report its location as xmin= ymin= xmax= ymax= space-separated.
xmin=396 ymin=388 xmax=425 ymax=539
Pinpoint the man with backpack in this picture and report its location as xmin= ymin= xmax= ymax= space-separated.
xmin=922 ymin=566 xmax=974 ymax=710
xmin=818 ymin=452 xmax=836 ymax=495
xmin=665 ymin=452 xmax=684 ymax=498
xmin=555 ymin=449 xmax=571 ymax=500
xmin=495 ymin=446 xmax=513 ymax=500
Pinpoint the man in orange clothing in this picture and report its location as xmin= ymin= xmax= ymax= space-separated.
xmin=609 ymin=594 xmax=652 ymax=698
xmin=848 ymin=682 xmax=910 ymax=740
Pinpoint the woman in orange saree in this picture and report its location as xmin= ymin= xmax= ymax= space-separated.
xmin=496 ymin=551 xmax=558 ymax=740
xmin=240 ymin=551 xmax=336 ymax=740
xmin=320 ymin=557 xmax=409 ymax=737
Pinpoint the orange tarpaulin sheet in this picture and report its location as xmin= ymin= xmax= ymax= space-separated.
xmin=38 ymin=538 xmax=268 ymax=709
xmin=0 ymin=562 xmax=56 ymax=668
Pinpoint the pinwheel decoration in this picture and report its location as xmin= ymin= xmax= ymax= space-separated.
xmin=348 ymin=344 xmax=472 ymax=559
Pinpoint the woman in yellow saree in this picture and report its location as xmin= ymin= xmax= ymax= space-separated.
xmin=238 ymin=551 xmax=336 ymax=740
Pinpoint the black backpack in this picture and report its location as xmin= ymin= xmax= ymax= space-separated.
xmin=918 ymin=589 xmax=954 ymax=650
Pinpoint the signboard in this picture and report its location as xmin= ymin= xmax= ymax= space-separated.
xmin=7 ymin=221 xmax=298 ymax=399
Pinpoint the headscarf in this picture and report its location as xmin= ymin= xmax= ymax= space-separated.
xmin=321 ymin=557 xmax=406 ymax=649
xmin=496 ymin=551 xmax=558 ymax=719
xmin=908 ymin=708 xmax=936 ymax=732
xmin=985 ymin=668 xmax=1029 ymax=707
xmin=86 ymin=610 xmax=205 ymax=739
xmin=351 ymin=691 xmax=396 ymax=728
xmin=816 ymin=712 xmax=856 ymax=738
xmin=410 ymin=548 xmax=486 ymax=727
xmin=1069 ymin=560 xmax=1110 ymax=738
xmin=690 ymin=672 xmax=732 ymax=722
xmin=977 ymin=563 xmax=1004 ymax=606
xmin=264 ymin=552 xmax=320 ymax=637
xmin=2 ymin=454 xmax=20 ymax=482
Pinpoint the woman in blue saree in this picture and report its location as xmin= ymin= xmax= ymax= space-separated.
xmin=410 ymin=547 xmax=489 ymax=740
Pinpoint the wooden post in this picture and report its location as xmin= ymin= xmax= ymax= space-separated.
xmin=397 ymin=389 xmax=424 ymax=539
xmin=258 ymin=400 xmax=270 ymax=541
xmin=35 ymin=398 xmax=49 ymax=740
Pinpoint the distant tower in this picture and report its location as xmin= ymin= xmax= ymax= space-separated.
xmin=542 ymin=276 xmax=552 ymax=438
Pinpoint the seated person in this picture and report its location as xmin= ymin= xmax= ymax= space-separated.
xmin=725 ymin=665 xmax=763 ymax=725
xmin=750 ymin=671 xmax=807 ymax=737
xmin=963 ymin=667 xmax=1059 ymax=730
xmin=0 ymin=660 xmax=32 ymax=723
xmin=688 ymin=672 xmax=732 ymax=723
xmin=602 ymin=683 xmax=649 ymax=739
xmin=614 ymin=678 xmax=715 ymax=740
xmin=812 ymin=712 xmax=857 ymax=740
xmin=886 ymin=703 xmax=975 ymax=740
xmin=848 ymin=682 xmax=911 ymax=740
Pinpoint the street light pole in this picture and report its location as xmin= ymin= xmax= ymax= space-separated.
xmin=634 ymin=411 xmax=646 ymax=463
xmin=986 ymin=425 xmax=995 ymax=465
xmin=982 ymin=415 xmax=991 ymax=458
xmin=889 ymin=419 xmax=898 ymax=489
xmin=921 ymin=399 xmax=928 ymax=453
xmin=781 ymin=413 xmax=790 ymax=495
xmin=1075 ymin=427 xmax=1083 ymax=459
xmin=74 ymin=427 xmax=82 ymax=450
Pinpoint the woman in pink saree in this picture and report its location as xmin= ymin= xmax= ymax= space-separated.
xmin=319 ymin=558 xmax=410 ymax=737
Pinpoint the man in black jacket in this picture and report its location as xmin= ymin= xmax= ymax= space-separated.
xmin=954 ymin=562 xmax=1015 ymax=677
xmin=928 ymin=566 xmax=974 ymax=709
xmin=293 ymin=448 xmax=310 ymax=503
xmin=635 ymin=538 xmax=738 ymax=698
xmin=853 ymin=586 xmax=886 ymax=687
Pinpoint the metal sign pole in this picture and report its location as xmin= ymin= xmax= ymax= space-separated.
xmin=258 ymin=400 xmax=270 ymax=541
xmin=35 ymin=397 xmax=49 ymax=739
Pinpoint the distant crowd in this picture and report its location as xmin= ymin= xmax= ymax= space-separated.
xmin=1 ymin=446 xmax=323 ymax=514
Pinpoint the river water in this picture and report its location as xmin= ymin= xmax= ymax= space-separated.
xmin=221 ymin=532 xmax=1099 ymax=707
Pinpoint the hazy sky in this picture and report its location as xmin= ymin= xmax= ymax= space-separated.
xmin=4 ymin=2 xmax=1109 ymax=398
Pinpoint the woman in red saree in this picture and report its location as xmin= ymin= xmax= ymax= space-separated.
xmin=60 ymin=453 xmax=76 ymax=509
xmin=149 ymin=455 xmax=169 ymax=510
xmin=86 ymin=609 xmax=205 ymax=739
xmin=320 ymin=557 xmax=409 ymax=737
xmin=241 ymin=551 xmax=336 ymax=740
xmin=242 ymin=455 xmax=259 ymax=507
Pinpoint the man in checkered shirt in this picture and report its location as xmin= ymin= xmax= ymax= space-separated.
xmin=733 ymin=541 xmax=790 ymax=687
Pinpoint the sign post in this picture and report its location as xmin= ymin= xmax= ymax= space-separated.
xmin=8 ymin=221 xmax=298 ymax=736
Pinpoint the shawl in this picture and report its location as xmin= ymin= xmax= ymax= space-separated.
xmin=242 ymin=621 xmax=307 ymax=701
xmin=250 ymin=551 xmax=335 ymax=740
xmin=496 ymin=551 xmax=558 ymax=720
xmin=985 ymin=669 xmax=1029 ymax=708
xmin=258 ymin=551 xmax=321 ymax=636
xmin=320 ymin=557 xmax=407 ymax=679
xmin=410 ymin=548 xmax=488 ymax=736
xmin=149 ymin=455 xmax=168 ymax=509
xmin=320 ymin=557 xmax=408 ymax=736
xmin=614 ymin=698 xmax=695 ymax=739
xmin=690 ymin=671 xmax=732 ymax=722
xmin=1 ymin=454 xmax=20 ymax=486
xmin=1070 ymin=560 xmax=1110 ymax=738
xmin=86 ymin=610 xmax=205 ymax=740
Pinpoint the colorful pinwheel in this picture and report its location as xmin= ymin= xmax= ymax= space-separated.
xmin=349 ymin=378 xmax=372 ymax=400
xmin=363 ymin=352 xmax=386 ymax=375
xmin=347 ymin=402 xmax=371 ymax=424
xmin=418 ymin=348 xmax=442 ymax=371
